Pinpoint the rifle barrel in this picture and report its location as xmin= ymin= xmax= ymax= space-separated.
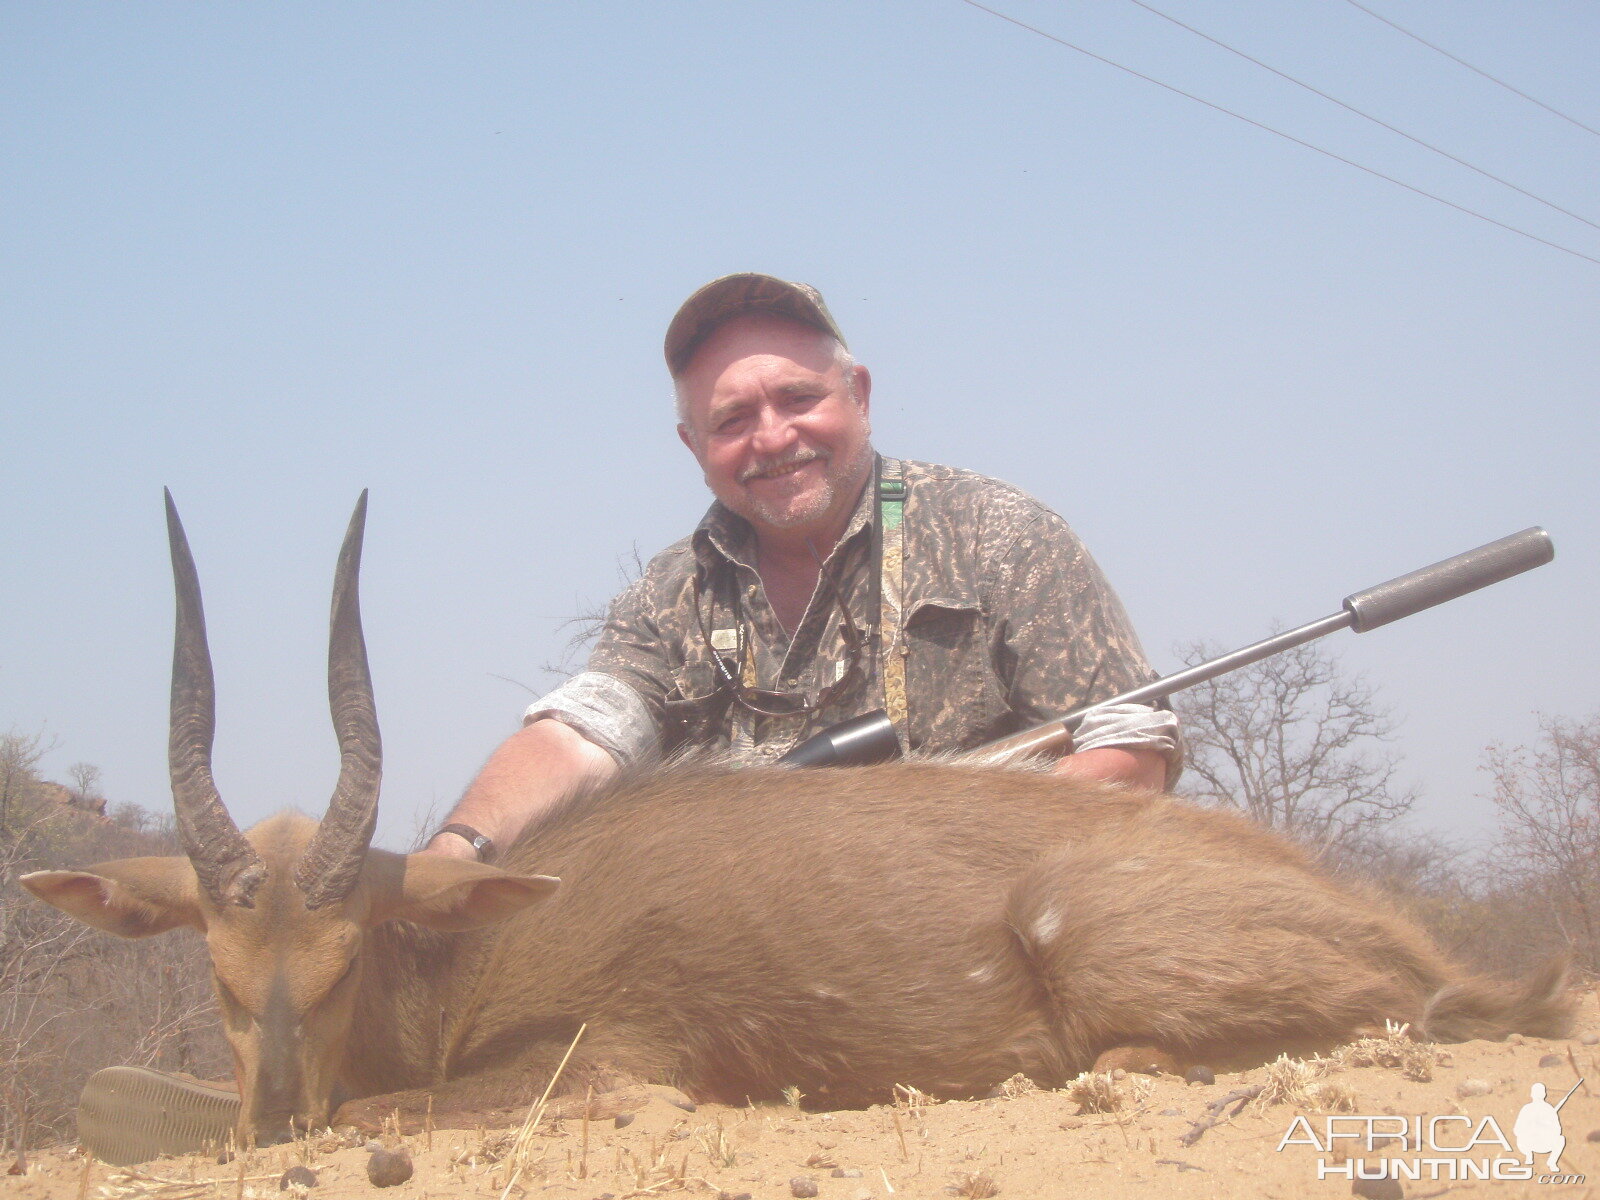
xmin=964 ymin=527 xmax=1553 ymax=767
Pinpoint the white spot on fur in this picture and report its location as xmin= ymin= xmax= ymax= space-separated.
xmin=1031 ymin=908 xmax=1062 ymax=945
xmin=966 ymin=964 xmax=996 ymax=984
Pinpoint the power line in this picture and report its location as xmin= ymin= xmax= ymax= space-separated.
xmin=956 ymin=0 xmax=1600 ymax=268
xmin=1342 ymin=0 xmax=1600 ymax=141
xmin=1124 ymin=0 xmax=1600 ymax=234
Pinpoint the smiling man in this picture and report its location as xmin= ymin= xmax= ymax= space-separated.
xmin=427 ymin=274 xmax=1180 ymax=862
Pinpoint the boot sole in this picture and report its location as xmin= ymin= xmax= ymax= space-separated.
xmin=78 ymin=1066 xmax=240 ymax=1165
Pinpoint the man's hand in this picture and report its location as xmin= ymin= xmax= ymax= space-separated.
xmin=1052 ymin=745 xmax=1169 ymax=791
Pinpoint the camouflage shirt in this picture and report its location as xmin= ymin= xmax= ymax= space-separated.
xmin=546 ymin=458 xmax=1173 ymax=768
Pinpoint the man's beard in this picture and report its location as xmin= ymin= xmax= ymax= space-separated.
xmin=718 ymin=439 xmax=874 ymax=532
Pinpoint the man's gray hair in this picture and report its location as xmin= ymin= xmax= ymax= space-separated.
xmin=674 ymin=336 xmax=857 ymax=429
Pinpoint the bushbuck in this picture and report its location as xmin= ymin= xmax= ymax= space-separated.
xmin=23 ymin=495 xmax=1573 ymax=1156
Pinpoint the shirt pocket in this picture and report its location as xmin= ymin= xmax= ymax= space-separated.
xmin=903 ymin=603 xmax=1011 ymax=751
xmin=661 ymin=658 xmax=732 ymax=750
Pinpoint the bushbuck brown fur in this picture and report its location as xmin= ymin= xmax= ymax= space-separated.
xmin=21 ymin=495 xmax=1574 ymax=1148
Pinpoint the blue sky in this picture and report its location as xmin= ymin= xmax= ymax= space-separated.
xmin=4 ymin=1 xmax=1595 ymax=850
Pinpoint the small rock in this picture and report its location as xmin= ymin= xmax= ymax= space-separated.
xmin=1586 ymin=1129 xmax=1600 ymax=1144
xmin=1111 ymin=1068 xmax=1127 ymax=1080
xmin=1508 ymin=1034 xmax=1525 ymax=1046
xmin=669 ymin=1097 xmax=697 ymax=1113
xmin=1059 ymin=1117 xmax=1083 ymax=1130
xmin=1539 ymin=1053 xmax=1563 ymax=1068
xmin=832 ymin=1168 xmax=864 ymax=1178
xmin=1455 ymin=1079 xmax=1492 ymax=1099
xmin=278 ymin=1166 xmax=317 ymax=1191
xmin=614 ymin=1112 xmax=635 ymax=1128
xmin=1184 ymin=1066 xmax=1215 ymax=1086
xmin=1159 ymin=1107 xmax=1184 ymax=1117
xmin=715 ymin=1193 xmax=752 ymax=1200
xmin=366 ymin=1147 xmax=414 ymax=1189
xmin=1580 ymin=1033 xmax=1598 ymax=1046
xmin=1352 ymin=1175 xmax=1403 ymax=1199
xmin=790 ymin=1178 xmax=819 ymax=1198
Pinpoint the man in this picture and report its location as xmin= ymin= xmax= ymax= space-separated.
xmin=427 ymin=274 xmax=1178 ymax=862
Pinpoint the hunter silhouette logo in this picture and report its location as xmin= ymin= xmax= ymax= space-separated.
xmin=1279 ymin=1077 xmax=1586 ymax=1185
xmin=1514 ymin=1081 xmax=1578 ymax=1171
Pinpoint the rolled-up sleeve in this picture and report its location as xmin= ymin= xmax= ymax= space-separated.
xmin=523 ymin=671 xmax=659 ymax=767
xmin=1071 ymin=702 xmax=1183 ymax=786
xmin=525 ymin=568 xmax=681 ymax=768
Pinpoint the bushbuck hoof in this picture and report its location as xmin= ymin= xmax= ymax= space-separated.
xmin=332 ymin=1077 xmax=693 ymax=1134
xmin=546 ymin=1084 xmax=696 ymax=1121
xmin=1091 ymin=1046 xmax=1183 ymax=1077
xmin=78 ymin=1066 xmax=240 ymax=1166
xmin=332 ymin=1095 xmax=436 ymax=1135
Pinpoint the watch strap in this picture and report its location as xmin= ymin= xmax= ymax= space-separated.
xmin=437 ymin=822 xmax=495 ymax=862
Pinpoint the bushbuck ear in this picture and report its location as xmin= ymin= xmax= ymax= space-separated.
xmin=20 ymin=858 xmax=204 ymax=937
xmin=376 ymin=854 xmax=560 ymax=932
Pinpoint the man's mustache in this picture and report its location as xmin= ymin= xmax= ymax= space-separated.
xmin=738 ymin=448 xmax=825 ymax=484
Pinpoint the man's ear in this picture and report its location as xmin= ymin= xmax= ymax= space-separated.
xmin=373 ymin=853 xmax=560 ymax=932
xmin=850 ymin=364 xmax=872 ymax=416
xmin=21 ymin=858 xmax=204 ymax=937
xmin=677 ymin=421 xmax=702 ymax=460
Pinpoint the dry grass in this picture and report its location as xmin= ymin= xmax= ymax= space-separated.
xmin=993 ymin=1073 xmax=1036 ymax=1099
xmin=1254 ymin=1054 xmax=1358 ymax=1113
xmin=1064 ymin=1071 xmax=1122 ymax=1114
xmin=949 ymin=1168 xmax=1001 ymax=1197
xmin=498 ymin=1022 xmax=587 ymax=1196
xmin=695 ymin=1116 xmax=738 ymax=1168
xmin=1332 ymin=1020 xmax=1442 ymax=1082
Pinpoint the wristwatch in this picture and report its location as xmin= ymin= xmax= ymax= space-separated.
xmin=436 ymin=822 xmax=495 ymax=862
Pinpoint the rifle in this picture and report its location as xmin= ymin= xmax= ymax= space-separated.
xmin=779 ymin=527 xmax=1554 ymax=768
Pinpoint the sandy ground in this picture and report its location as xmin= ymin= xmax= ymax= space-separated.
xmin=6 ymin=992 xmax=1599 ymax=1200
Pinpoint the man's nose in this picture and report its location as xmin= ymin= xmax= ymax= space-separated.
xmin=748 ymin=405 xmax=797 ymax=455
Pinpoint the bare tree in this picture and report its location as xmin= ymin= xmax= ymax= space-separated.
xmin=66 ymin=761 xmax=104 ymax=815
xmin=1172 ymin=638 xmax=1416 ymax=860
xmin=1484 ymin=713 xmax=1600 ymax=972
xmin=0 ymin=732 xmax=51 ymax=837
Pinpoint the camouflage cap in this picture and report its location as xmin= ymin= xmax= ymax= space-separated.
xmin=664 ymin=273 xmax=847 ymax=376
